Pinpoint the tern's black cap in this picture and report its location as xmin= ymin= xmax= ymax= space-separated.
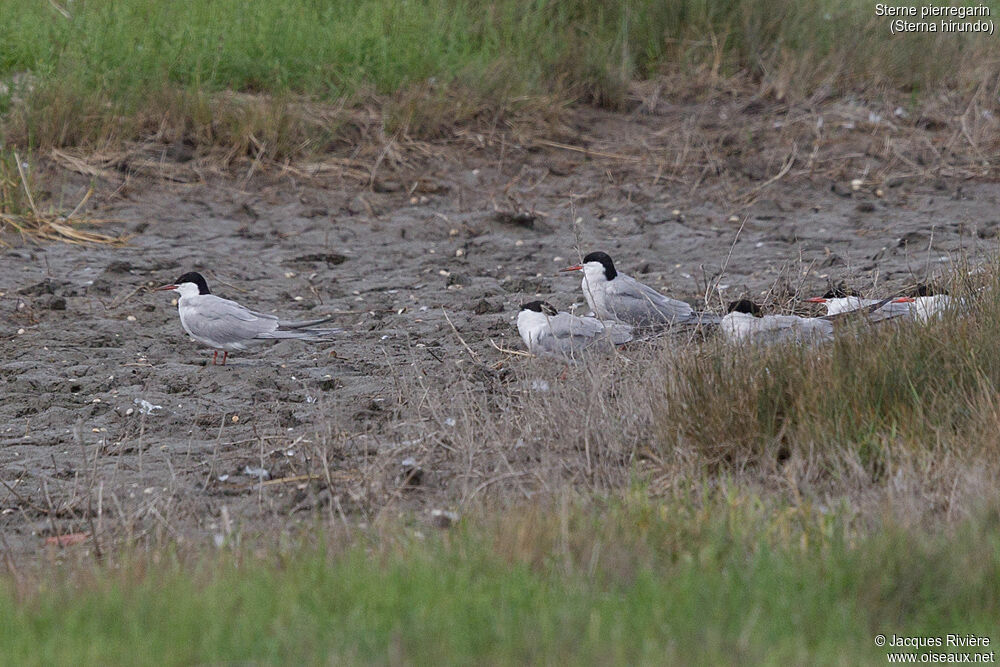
xmin=822 ymin=286 xmax=856 ymax=298
xmin=520 ymin=300 xmax=558 ymax=316
xmin=582 ymin=251 xmax=617 ymax=280
xmin=913 ymin=283 xmax=946 ymax=297
xmin=174 ymin=272 xmax=211 ymax=295
xmin=727 ymin=299 xmax=763 ymax=316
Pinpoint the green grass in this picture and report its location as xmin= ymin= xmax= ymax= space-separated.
xmin=1 ymin=0 xmax=997 ymax=156
xmin=2 ymin=494 xmax=998 ymax=665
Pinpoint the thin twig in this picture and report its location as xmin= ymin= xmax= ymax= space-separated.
xmin=442 ymin=308 xmax=481 ymax=363
xmin=489 ymin=338 xmax=533 ymax=357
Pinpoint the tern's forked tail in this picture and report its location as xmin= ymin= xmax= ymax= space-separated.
xmin=255 ymin=327 xmax=343 ymax=342
xmin=277 ymin=315 xmax=338 ymax=329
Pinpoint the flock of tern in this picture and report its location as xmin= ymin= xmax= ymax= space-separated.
xmin=156 ymin=252 xmax=957 ymax=365
xmin=515 ymin=251 xmax=956 ymax=359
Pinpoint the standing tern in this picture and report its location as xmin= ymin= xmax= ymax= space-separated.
xmin=517 ymin=300 xmax=632 ymax=359
xmin=156 ymin=272 xmax=341 ymax=365
xmin=559 ymin=251 xmax=719 ymax=327
xmin=721 ymin=299 xmax=834 ymax=345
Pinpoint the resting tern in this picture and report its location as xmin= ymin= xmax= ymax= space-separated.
xmin=559 ymin=251 xmax=719 ymax=327
xmin=156 ymin=272 xmax=341 ymax=365
xmin=805 ymin=288 xmax=911 ymax=321
xmin=892 ymin=294 xmax=954 ymax=322
xmin=721 ymin=299 xmax=834 ymax=345
xmin=517 ymin=300 xmax=632 ymax=359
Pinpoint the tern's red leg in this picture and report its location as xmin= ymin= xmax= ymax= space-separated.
xmin=222 ymin=351 xmax=228 ymax=365
xmin=212 ymin=350 xmax=218 ymax=365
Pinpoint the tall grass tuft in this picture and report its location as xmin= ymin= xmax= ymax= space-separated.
xmin=652 ymin=270 xmax=1000 ymax=499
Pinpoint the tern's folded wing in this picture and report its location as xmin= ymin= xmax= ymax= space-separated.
xmin=188 ymin=297 xmax=279 ymax=343
xmin=607 ymin=276 xmax=694 ymax=324
xmin=539 ymin=314 xmax=633 ymax=355
xmin=767 ymin=315 xmax=833 ymax=342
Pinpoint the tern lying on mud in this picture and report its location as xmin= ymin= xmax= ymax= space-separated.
xmin=517 ymin=300 xmax=632 ymax=359
xmin=560 ymin=251 xmax=720 ymax=327
xmin=721 ymin=299 xmax=834 ymax=345
xmin=892 ymin=294 xmax=954 ymax=322
xmin=805 ymin=287 xmax=913 ymax=321
xmin=156 ymin=272 xmax=341 ymax=365
xmin=892 ymin=285 xmax=957 ymax=322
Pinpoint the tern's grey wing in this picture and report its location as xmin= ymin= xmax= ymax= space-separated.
xmin=539 ymin=314 xmax=632 ymax=356
xmin=607 ymin=275 xmax=694 ymax=325
xmin=531 ymin=313 xmax=598 ymax=357
xmin=767 ymin=315 xmax=833 ymax=343
xmin=186 ymin=296 xmax=280 ymax=347
xmin=724 ymin=314 xmax=832 ymax=345
xmin=586 ymin=317 xmax=633 ymax=344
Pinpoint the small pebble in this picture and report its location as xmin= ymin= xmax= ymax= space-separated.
xmin=126 ymin=315 xmax=136 ymax=321
xmin=851 ymin=178 xmax=863 ymax=191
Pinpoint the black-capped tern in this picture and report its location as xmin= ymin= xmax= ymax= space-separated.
xmin=156 ymin=272 xmax=341 ymax=365
xmin=559 ymin=251 xmax=719 ymax=327
xmin=517 ymin=300 xmax=632 ymax=359
xmin=805 ymin=288 xmax=910 ymax=320
xmin=721 ymin=299 xmax=834 ymax=345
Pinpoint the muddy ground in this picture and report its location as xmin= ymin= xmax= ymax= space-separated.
xmin=2 ymin=99 xmax=999 ymax=556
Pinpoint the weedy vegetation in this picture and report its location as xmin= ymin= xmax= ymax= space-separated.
xmin=1 ymin=0 xmax=998 ymax=159
xmin=0 ymin=149 xmax=124 ymax=244
xmin=1 ymin=496 xmax=998 ymax=664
